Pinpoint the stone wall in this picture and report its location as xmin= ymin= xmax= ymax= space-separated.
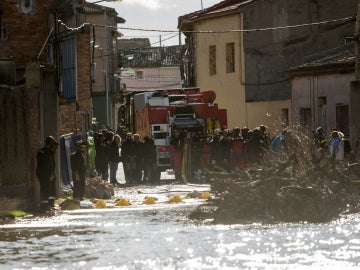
xmin=0 ymin=86 xmax=40 ymax=199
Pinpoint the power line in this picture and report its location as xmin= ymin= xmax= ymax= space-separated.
xmin=58 ymin=15 xmax=355 ymax=60
xmin=117 ymin=16 xmax=355 ymax=33
xmin=57 ymin=15 xmax=355 ymax=35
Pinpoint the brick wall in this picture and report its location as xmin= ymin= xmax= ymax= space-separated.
xmin=77 ymin=31 xmax=92 ymax=114
xmin=58 ymin=30 xmax=92 ymax=135
xmin=0 ymin=1 xmax=56 ymax=62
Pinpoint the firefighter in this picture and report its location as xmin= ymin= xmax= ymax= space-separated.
xmin=219 ymin=129 xmax=232 ymax=172
xmin=314 ymin=127 xmax=327 ymax=149
xmin=170 ymin=129 xmax=183 ymax=181
xmin=231 ymin=127 xmax=247 ymax=171
xmin=209 ymin=128 xmax=222 ymax=167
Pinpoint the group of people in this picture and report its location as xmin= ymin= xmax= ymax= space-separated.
xmin=121 ymin=133 xmax=157 ymax=184
xmin=202 ymin=124 xmax=353 ymax=173
xmin=93 ymin=129 xmax=158 ymax=185
xmin=207 ymin=125 xmax=270 ymax=172
xmin=93 ymin=129 xmax=122 ymax=186
xmin=35 ymin=122 xmax=354 ymax=209
xmin=169 ymin=125 xmax=271 ymax=177
xmin=36 ymin=135 xmax=89 ymax=206
xmin=313 ymin=127 xmax=352 ymax=160
xmin=270 ymin=126 xmax=353 ymax=162
xmin=35 ymin=129 xmax=157 ymax=208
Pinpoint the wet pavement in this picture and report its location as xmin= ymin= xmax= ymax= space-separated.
xmin=2 ymin=164 xmax=360 ymax=269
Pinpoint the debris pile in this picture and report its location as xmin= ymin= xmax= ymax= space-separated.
xmin=191 ymin=130 xmax=360 ymax=224
xmin=84 ymin=176 xmax=115 ymax=199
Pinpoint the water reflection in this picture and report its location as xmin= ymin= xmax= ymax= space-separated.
xmin=1 ymin=203 xmax=360 ymax=269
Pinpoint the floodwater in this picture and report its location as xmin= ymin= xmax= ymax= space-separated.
xmin=1 ymin=170 xmax=360 ymax=269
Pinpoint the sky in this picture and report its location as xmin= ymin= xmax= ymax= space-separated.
xmin=87 ymin=0 xmax=221 ymax=46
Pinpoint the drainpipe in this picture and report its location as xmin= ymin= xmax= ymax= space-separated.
xmin=0 ymin=0 xmax=3 ymax=32
xmin=355 ymin=0 xmax=360 ymax=80
xmin=104 ymin=7 xmax=110 ymax=127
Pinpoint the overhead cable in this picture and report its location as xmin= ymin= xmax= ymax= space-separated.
xmin=57 ymin=15 xmax=355 ymax=34
xmin=117 ymin=16 xmax=356 ymax=33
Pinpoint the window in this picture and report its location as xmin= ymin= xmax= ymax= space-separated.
xmin=136 ymin=70 xmax=143 ymax=79
xmin=318 ymin=96 xmax=327 ymax=130
xmin=336 ymin=105 xmax=349 ymax=136
xmin=61 ymin=37 xmax=76 ymax=102
xmin=281 ymin=108 xmax=289 ymax=126
xmin=300 ymin=108 xmax=311 ymax=129
xmin=226 ymin=43 xmax=235 ymax=73
xmin=209 ymin=45 xmax=216 ymax=75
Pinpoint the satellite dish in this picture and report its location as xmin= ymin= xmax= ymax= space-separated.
xmin=20 ymin=0 xmax=35 ymax=15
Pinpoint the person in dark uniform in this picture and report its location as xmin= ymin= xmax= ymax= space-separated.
xmin=219 ymin=129 xmax=232 ymax=172
xmin=231 ymin=127 xmax=246 ymax=171
xmin=121 ymin=132 xmax=135 ymax=184
xmin=209 ymin=129 xmax=222 ymax=166
xmin=133 ymin=134 xmax=144 ymax=183
xmin=142 ymin=136 xmax=156 ymax=183
xmin=36 ymin=136 xmax=58 ymax=209
xmin=94 ymin=131 xmax=109 ymax=181
xmin=70 ymin=140 xmax=87 ymax=200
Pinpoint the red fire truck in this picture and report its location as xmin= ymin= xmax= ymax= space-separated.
xmin=122 ymin=87 xmax=227 ymax=182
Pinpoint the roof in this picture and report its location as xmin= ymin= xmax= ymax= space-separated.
xmin=178 ymin=0 xmax=253 ymax=30
xmin=83 ymin=2 xmax=125 ymax=24
xmin=289 ymin=42 xmax=355 ymax=74
xmin=120 ymin=45 xmax=186 ymax=68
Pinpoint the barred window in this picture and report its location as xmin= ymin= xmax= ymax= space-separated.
xmin=226 ymin=43 xmax=235 ymax=73
xmin=61 ymin=37 xmax=76 ymax=102
xmin=136 ymin=70 xmax=143 ymax=79
xmin=209 ymin=45 xmax=216 ymax=75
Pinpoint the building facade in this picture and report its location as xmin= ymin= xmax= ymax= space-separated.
xmin=0 ymin=0 xmax=87 ymax=202
xmin=290 ymin=42 xmax=360 ymax=147
xmin=0 ymin=0 xmax=106 ymax=203
xmin=84 ymin=3 xmax=124 ymax=131
xmin=178 ymin=0 xmax=357 ymax=134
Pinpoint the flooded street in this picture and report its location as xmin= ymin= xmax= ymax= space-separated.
xmin=1 ymin=168 xmax=360 ymax=269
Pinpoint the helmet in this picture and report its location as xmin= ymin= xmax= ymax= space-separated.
xmin=214 ymin=128 xmax=221 ymax=135
xmin=316 ymin=127 xmax=324 ymax=134
xmin=44 ymin=136 xmax=58 ymax=146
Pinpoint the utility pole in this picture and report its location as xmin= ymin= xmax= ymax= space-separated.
xmin=104 ymin=8 xmax=110 ymax=127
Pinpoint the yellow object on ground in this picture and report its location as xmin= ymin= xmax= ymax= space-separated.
xmin=59 ymin=199 xmax=80 ymax=210
xmin=94 ymin=199 xmax=107 ymax=208
xmin=199 ymin=192 xmax=211 ymax=200
xmin=54 ymin=198 xmax=64 ymax=206
xmin=143 ymin=197 xmax=157 ymax=204
xmin=169 ymin=195 xmax=183 ymax=203
xmin=7 ymin=210 xmax=27 ymax=218
xmin=116 ymin=198 xmax=130 ymax=206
